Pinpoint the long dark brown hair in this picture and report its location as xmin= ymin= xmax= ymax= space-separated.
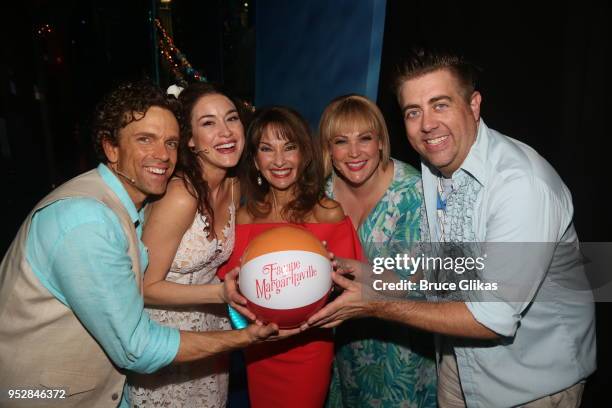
xmin=176 ymin=82 xmax=248 ymax=233
xmin=241 ymin=106 xmax=325 ymax=223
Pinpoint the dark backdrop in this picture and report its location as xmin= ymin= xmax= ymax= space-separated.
xmin=0 ymin=0 xmax=253 ymax=253
xmin=1 ymin=0 xmax=154 ymax=254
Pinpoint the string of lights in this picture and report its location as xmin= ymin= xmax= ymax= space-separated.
xmin=155 ymin=18 xmax=207 ymax=84
xmin=154 ymin=17 xmax=255 ymax=113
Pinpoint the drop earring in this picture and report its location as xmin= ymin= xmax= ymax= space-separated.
xmin=257 ymin=172 xmax=263 ymax=186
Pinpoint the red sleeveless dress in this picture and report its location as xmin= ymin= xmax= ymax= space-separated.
xmin=218 ymin=217 xmax=363 ymax=408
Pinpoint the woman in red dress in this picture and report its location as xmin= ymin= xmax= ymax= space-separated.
xmin=218 ymin=106 xmax=362 ymax=407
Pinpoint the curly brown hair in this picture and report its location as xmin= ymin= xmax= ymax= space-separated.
xmin=92 ymin=80 xmax=181 ymax=162
xmin=241 ymin=106 xmax=325 ymax=223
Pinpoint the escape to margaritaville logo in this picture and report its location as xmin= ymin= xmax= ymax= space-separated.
xmin=255 ymin=261 xmax=319 ymax=300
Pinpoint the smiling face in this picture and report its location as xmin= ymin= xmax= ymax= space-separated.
xmin=103 ymin=106 xmax=179 ymax=207
xmin=188 ymin=93 xmax=245 ymax=171
xmin=330 ymin=125 xmax=382 ymax=186
xmin=399 ymin=69 xmax=481 ymax=177
xmin=255 ymin=125 xmax=301 ymax=192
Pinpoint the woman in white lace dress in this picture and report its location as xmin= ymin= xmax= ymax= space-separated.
xmin=128 ymin=82 xmax=246 ymax=407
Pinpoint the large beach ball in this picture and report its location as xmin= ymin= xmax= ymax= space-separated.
xmin=239 ymin=225 xmax=333 ymax=328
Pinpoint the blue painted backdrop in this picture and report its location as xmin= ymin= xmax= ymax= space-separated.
xmin=255 ymin=0 xmax=386 ymax=129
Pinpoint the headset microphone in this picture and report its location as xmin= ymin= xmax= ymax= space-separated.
xmin=115 ymin=169 xmax=136 ymax=185
xmin=194 ymin=147 xmax=210 ymax=155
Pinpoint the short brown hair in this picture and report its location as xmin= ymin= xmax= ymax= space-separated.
xmin=318 ymin=94 xmax=390 ymax=178
xmin=92 ymin=80 xmax=180 ymax=162
xmin=242 ymin=106 xmax=324 ymax=223
xmin=394 ymin=48 xmax=479 ymax=102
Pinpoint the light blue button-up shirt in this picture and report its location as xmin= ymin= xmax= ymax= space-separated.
xmin=421 ymin=120 xmax=596 ymax=407
xmin=26 ymin=164 xmax=180 ymax=407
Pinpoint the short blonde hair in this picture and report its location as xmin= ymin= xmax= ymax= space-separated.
xmin=318 ymin=94 xmax=391 ymax=178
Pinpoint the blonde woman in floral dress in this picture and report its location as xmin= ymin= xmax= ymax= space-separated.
xmin=319 ymin=94 xmax=437 ymax=408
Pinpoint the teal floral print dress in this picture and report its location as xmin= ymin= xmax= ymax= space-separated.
xmin=325 ymin=159 xmax=437 ymax=408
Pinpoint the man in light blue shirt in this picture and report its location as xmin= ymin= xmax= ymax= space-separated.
xmin=306 ymin=49 xmax=595 ymax=407
xmin=0 ymin=81 xmax=287 ymax=407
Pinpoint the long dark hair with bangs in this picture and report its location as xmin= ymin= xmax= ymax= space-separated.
xmin=241 ymin=106 xmax=325 ymax=223
xmin=176 ymin=82 xmax=247 ymax=234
